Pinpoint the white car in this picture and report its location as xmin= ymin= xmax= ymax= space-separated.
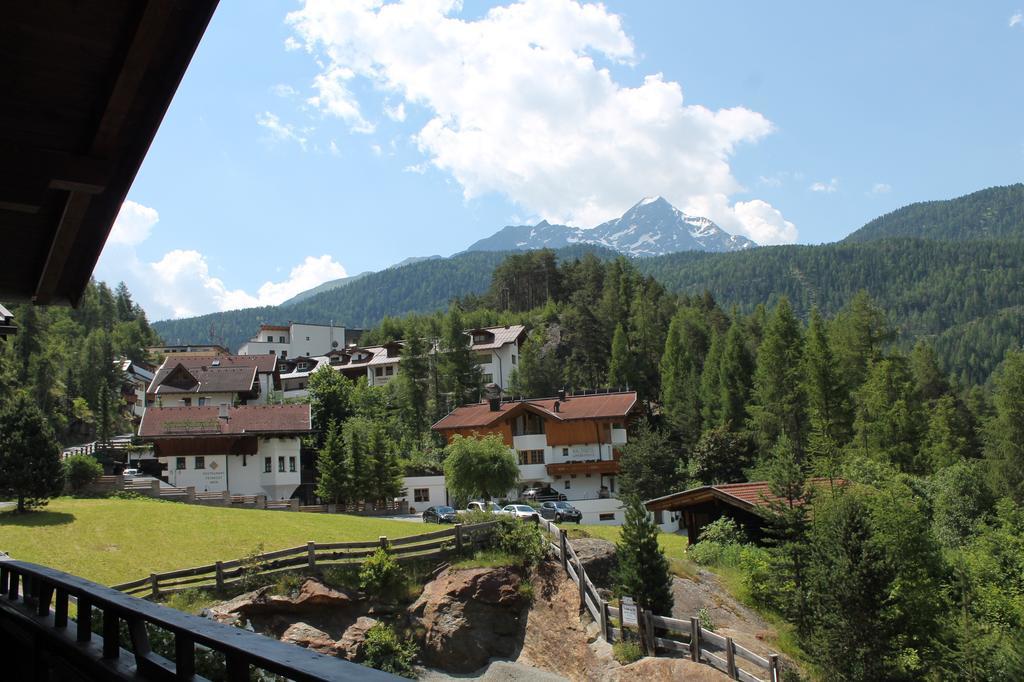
xmin=466 ymin=501 xmax=505 ymax=514
xmin=122 ymin=468 xmax=139 ymax=478
xmin=502 ymin=504 xmax=540 ymax=522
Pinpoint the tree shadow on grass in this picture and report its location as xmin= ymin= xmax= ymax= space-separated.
xmin=0 ymin=510 xmax=76 ymax=527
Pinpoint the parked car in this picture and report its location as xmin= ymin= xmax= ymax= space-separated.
xmin=122 ymin=468 xmax=139 ymax=478
xmin=520 ymin=485 xmax=567 ymax=502
xmin=539 ymin=500 xmax=582 ymax=523
xmin=422 ymin=506 xmax=458 ymax=523
xmin=502 ymin=504 xmax=540 ymax=522
xmin=466 ymin=501 xmax=505 ymax=514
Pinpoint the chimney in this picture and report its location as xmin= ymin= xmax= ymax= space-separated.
xmin=218 ymin=404 xmax=230 ymax=420
xmin=489 ymin=397 xmax=501 ymax=412
xmin=557 ymin=388 xmax=566 ymax=401
xmin=553 ymin=401 xmax=560 ymax=413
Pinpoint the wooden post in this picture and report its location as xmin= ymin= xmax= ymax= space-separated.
xmin=768 ymin=654 xmax=780 ymax=682
xmin=307 ymin=541 xmax=316 ymax=569
xmin=454 ymin=523 xmax=463 ymax=554
xmin=215 ymin=562 xmax=224 ymax=592
xmin=149 ymin=573 xmax=159 ymax=599
xmin=185 ymin=486 xmax=196 ymax=503
xmin=726 ymin=636 xmax=738 ymax=679
xmin=690 ymin=616 xmax=701 ymax=662
xmin=256 ymin=494 xmax=266 ymax=509
xmin=599 ymin=598 xmax=609 ymax=643
xmin=379 ymin=535 xmax=388 ymax=550
xmin=576 ymin=555 xmax=586 ymax=609
xmin=290 ymin=498 xmax=300 ymax=511
xmin=643 ymin=608 xmax=656 ymax=655
xmin=559 ymin=529 xmax=569 ymax=573
xmin=77 ymin=598 xmax=92 ymax=643
xmin=150 ymin=480 xmax=160 ymax=497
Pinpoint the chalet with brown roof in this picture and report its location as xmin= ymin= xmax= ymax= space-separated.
xmin=138 ymin=404 xmax=311 ymax=500
xmin=147 ymin=354 xmax=281 ymax=407
xmin=645 ymin=478 xmax=843 ymax=542
xmin=432 ymin=390 xmax=640 ymax=511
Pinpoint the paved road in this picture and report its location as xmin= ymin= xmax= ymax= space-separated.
xmin=378 ymin=513 xmax=424 ymax=523
xmin=0 ymin=501 xmax=14 ymax=512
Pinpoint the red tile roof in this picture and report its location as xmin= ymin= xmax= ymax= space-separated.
xmin=432 ymin=391 xmax=638 ymax=430
xmin=148 ymin=354 xmax=278 ymax=394
xmin=139 ymin=404 xmax=311 ymax=438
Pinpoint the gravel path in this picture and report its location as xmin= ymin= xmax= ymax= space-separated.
xmin=418 ymin=661 xmax=567 ymax=681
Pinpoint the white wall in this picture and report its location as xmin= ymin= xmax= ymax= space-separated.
xmin=473 ymin=343 xmax=518 ymax=389
xmin=155 ymin=392 xmax=236 ymax=408
xmin=158 ymin=437 xmax=301 ymax=499
xmin=398 ymin=475 xmax=448 ymax=513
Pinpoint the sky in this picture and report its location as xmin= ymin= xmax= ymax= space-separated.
xmin=94 ymin=0 xmax=1024 ymax=321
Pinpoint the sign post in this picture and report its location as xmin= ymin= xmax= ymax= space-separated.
xmin=621 ymin=596 xmax=639 ymax=628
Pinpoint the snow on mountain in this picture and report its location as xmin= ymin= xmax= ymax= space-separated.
xmin=466 ymin=197 xmax=755 ymax=257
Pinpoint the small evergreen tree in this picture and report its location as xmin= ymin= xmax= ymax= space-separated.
xmin=614 ymin=497 xmax=674 ymax=613
xmin=607 ymin=323 xmax=633 ymax=389
xmin=747 ymin=297 xmax=807 ymax=456
xmin=0 ymin=394 xmax=64 ymax=512
xmin=315 ymin=419 xmax=348 ymax=505
xmin=308 ymin=366 xmax=353 ymax=448
xmin=617 ymin=423 xmax=680 ymax=501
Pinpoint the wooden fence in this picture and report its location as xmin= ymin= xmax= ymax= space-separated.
xmin=537 ymin=519 xmax=780 ymax=682
xmin=112 ymin=521 xmax=498 ymax=599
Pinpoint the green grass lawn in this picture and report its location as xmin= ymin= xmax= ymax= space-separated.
xmin=562 ymin=523 xmax=689 ymax=560
xmin=0 ymin=497 xmax=425 ymax=587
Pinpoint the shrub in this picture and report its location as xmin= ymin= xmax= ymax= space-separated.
xmin=236 ymin=544 xmax=267 ymax=592
xmin=697 ymin=517 xmax=746 ymax=545
xmin=322 ymin=564 xmax=360 ymax=589
xmin=698 ymin=606 xmax=715 ymax=631
xmin=517 ymin=580 xmax=535 ymax=602
xmin=359 ymin=547 xmax=405 ymax=599
xmin=272 ymin=573 xmax=304 ymax=597
xmin=495 ymin=516 xmax=546 ymax=568
xmin=457 ymin=508 xmax=497 ymax=526
xmin=612 ymin=640 xmax=644 ymax=664
xmin=64 ymin=454 xmax=103 ymax=494
xmin=362 ymin=623 xmax=417 ymax=677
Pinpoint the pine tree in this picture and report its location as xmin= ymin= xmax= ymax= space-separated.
xmin=628 ymin=283 xmax=668 ymax=399
xmin=617 ymin=423 xmax=680 ymax=500
xmin=0 ymin=394 xmax=64 ymax=512
xmin=699 ymin=329 xmax=723 ymax=426
xmin=719 ymin=315 xmax=754 ymax=431
xmin=614 ymin=497 xmax=674 ymax=613
xmin=510 ymin=327 xmax=561 ymax=398
xmin=308 ymin=365 xmax=353 ymax=448
xmin=830 ymin=290 xmax=891 ymax=394
xmin=396 ymin=323 xmax=430 ymax=435
xmin=367 ymin=421 xmax=403 ymax=504
xmin=747 ymin=298 xmax=807 ymax=456
xmin=803 ymin=308 xmax=851 ymax=446
xmin=850 ymin=354 xmax=926 ymax=473
xmin=659 ymin=307 xmax=708 ymax=447
xmin=344 ymin=417 xmax=373 ymax=507
xmin=923 ymin=394 xmax=979 ymax=469
xmin=607 ymin=323 xmax=633 ymax=389
xmin=985 ymin=350 xmax=1024 ymax=503
xmin=910 ymin=340 xmax=950 ymax=403
xmin=439 ymin=307 xmax=482 ymax=405
xmin=315 ymin=419 xmax=349 ymax=505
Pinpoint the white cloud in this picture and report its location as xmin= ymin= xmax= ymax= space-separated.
xmin=870 ymin=182 xmax=891 ymax=194
xmin=285 ymin=0 xmax=796 ymax=241
xmin=370 ymin=143 xmax=382 ymax=156
xmin=810 ymin=178 xmax=839 ymax=193
xmin=403 ymin=163 xmax=428 ymax=174
xmin=384 ymin=101 xmax=406 ymax=122
xmin=730 ymin=200 xmax=798 ymax=245
xmin=256 ymin=111 xmax=309 ymax=149
xmin=108 ymin=200 xmax=159 ymax=246
xmin=96 ymin=201 xmax=348 ymax=319
xmin=1010 ymin=12 xmax=1022 ymax=27
xmin=284 ymin=36 xmax=302 ymax=51
xmin=271 ymin=83 xmax=299 ymax=98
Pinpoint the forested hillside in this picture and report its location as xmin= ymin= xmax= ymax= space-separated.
xmin=0 ymin=281 xmax=160 ymax=446
xmin=843 ymin=183 xmax=1024 ymax=242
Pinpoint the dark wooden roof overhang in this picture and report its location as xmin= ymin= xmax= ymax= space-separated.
xmin=152 ymin=436 xmax=258 ymax=457
xmin=1 ymin=0 xmax=219 ymax=305
xmin=546 ymin=460 xmax=621 ymax=476
xmin=645 ymin=486 xmax=758 ymax=513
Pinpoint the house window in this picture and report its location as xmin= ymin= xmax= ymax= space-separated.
xmin=599 ymin=513 xmax=615 ymax=521
xmin=182 ymin=398 xmax=192 ymax=406
xmin=654 ymin=510 xmax=665 ymax=524
xmin=278 ymin=456 xmax=285 ymax=472
xmin=195 ymin=457 xmax=205 ymax=470
xmin=289 ymin=457 xmax=296 ymax=472
xmin=564 ymin=480 xmax=571 ymax=489
xmin=176 ymin=457 xmax=186 ymax=470
xmin=198 ymin=397 xmax=206 ymax=406
xmin=264 ymin=457 xmax=272 ymax=473
xmin=266 ymin=336 xmax=273 ymax=342
xmin=475 ymin=352 xmax=492 ymax=364
xmin=608 ymin=477 xmax=616 ymax=493
xmin=414 ymin=488 xmax=429 ymax=502
xmin=270 ymin=350 xmax=276 ymax=355
xmin=375 ymin=367 xmax=383 ymax=377
xmin=279 ymin=336 xmax=286 ymax=343
xmin=511 ymin=354 xmax=517 ymax=365
xmin=330 ymin=356 xmax=340 ymax=365
xmin=482 ymin=373 xmax=493 ymax=384
xmin=281 ymin=351 xmax=287 ymax=359
xmin=385 ymin=366 xmax=394 ymax=376
xmin=517 ymin=450 xmax=544 ymax=465
xmin=562 ymin=447 xmax=569 ymax=457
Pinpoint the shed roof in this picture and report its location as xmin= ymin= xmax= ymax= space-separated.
xmin=139 ymin=404 xmax=311 ymax=438
xmin=432 ymin=391 xmax=638 ymax=430
xmin=1 ymin=1 xmax=218 ymax=304
xmin=645 ymin=478 xmax=843 ymax=513
xmin=468 ymin=325 xmax=526 ymax=351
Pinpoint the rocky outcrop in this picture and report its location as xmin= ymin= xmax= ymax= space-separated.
xmin=571 ymin=538 xmax=618 ymax=588
xmin=206 ymin=578 xmax=361 ymax=625
xmin=281 ymin=622 xmax=336 ymax=655
xmin=292 ymin=578 xmax=359 ymax=610
xmin=336 ymin=616 xmax=378 ymax=661
xmin=410 ymin=566 xmax=529 ymax=673
xmin=610 ymin=657 xmax=730 ymax=681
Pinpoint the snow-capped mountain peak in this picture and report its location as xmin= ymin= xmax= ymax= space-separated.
xmin=466 ymin=197 xmax=755 ymax=256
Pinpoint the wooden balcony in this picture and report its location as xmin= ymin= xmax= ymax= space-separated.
xmin=546 ymin=460 xmax=621 ymax=476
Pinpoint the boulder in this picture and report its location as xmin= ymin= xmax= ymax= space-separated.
xmin=409 ymin=566 xmax=529 ymax=673
xmin=335 ymin=616 xmax=378 ymax=661
xmin=292 ymin=578 xmax=358 ymax=610
xmin=206 ymin=586 xmax=272 ymax=624
xmin=571 ymin=538 xmax=617 ymax=588
xmin=280 ymin=622 xmax=336 ymax=656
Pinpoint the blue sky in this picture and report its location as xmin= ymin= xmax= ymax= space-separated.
xmin=95 ymin=1 xmax=1024 ymax=320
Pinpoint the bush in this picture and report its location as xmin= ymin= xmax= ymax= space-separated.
xmin=698 ymin=606 xmax=715 ymax=631
xmin=495 ymin=516 xmax=547 ymax=568
xmin=457 ymin=509 xmax=497 ymax=526
xmin=236 ymin=544 xmax=267 ymax=592
xmin=697 ymin=517 xmax=746 ymax=545
xmin=362 ymin=623 xmax=417 ymax=677
xmin=612 ymin=640 xmax=644 ymax=664
xmin=359 ymin=547 xmax=405 ymax=599
xmin=64 ymin=454 xmax=103 ymax=494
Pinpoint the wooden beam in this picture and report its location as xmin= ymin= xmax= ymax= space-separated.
xmin=33 ymin=191 xmax=92 ymax=304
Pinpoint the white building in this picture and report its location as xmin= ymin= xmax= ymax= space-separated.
xmin=428 ymin=390 xmax=671 ymax=527
xmin=237 ymin=322 xmax=362 ymax=359
xmin=119 ymin=357 xmax=154 ymax=419
xmin=138 ymin=404 xmax=311 ymax=500
xmin=146 ymin=354 xmax=280 ymax=407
